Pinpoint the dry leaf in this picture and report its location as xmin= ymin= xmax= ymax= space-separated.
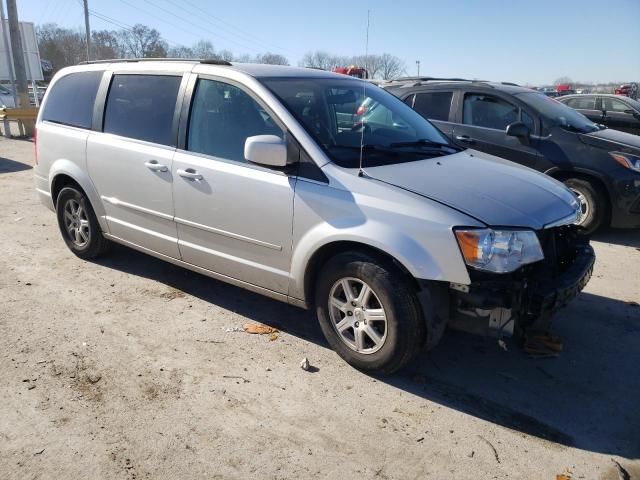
xmin=242 ymin=323 xmax=278 ymax=335
xmin=268 ymin=333 xmax=279 ymax=341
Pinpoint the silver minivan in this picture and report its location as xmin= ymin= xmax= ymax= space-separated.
xmin=34 ymin=60 xmax=595 ymax=373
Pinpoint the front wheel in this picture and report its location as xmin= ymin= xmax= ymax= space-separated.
xmin=315 ymin=251 xmax=425 ymax=375
xmin=563 ymin=177 xmax=607 ymax=234
xmin=56 ymin=186 xmax=111 ymax=259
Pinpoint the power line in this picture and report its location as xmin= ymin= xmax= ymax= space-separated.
xmin=140 ymin=0 xmax=261 ymax=53
xmin=167 ymin=0 xmax=298 ymax=56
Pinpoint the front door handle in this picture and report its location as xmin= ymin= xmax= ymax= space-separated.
xmin=144 ymin=160 xmax=168 ymax=172
xmin=455 ymin=135 xmax=474 ymax=143
xmin=177 ymin=168 xmax=203 ymax=181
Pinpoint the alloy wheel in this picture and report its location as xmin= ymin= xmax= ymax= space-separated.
xmin=328 ymin=277 xmax=388 ymax=354
xmin=63 ymin=198 xmax=90 ymax=247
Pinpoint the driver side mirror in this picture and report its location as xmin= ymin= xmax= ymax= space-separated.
xmin=244 ymin=135 xmax=289 ymax=167
xmin=506 ymin=122 xmax=530 ymax=145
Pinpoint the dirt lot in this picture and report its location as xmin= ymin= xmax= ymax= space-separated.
xmin=1 ymin=136 xmax=639 ymax=479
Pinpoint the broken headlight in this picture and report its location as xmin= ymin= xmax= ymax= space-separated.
xmin=454 ymin=228 xmax=544 ymax=273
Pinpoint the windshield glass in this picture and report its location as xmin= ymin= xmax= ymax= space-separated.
xmin=0 ymin=84 xmax=11 ymax=95
xmin=516 ymin=91 xmax=600 ymax=134
xmin=261 ymin=77 xmax=455 ymax=168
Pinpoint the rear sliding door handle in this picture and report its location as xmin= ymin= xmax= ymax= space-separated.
xmin=177 ymin=168 xmax=203 ymax=181
xmin=144 ymin=160 xmax=168 ymax=172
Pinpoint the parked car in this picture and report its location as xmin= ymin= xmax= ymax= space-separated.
xmin=615 ymin=83 xmax=638 ymax=99
xmin=557 ymin=94 xmax=640 ymax=136
xmin=0 ymin=84 xmax=15 ymax=107
xmin=384 ymin=78 xmax=640 ymax=233
xmin=35 ymin=61 xmax=594 ymax=374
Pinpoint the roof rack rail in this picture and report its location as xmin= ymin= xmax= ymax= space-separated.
xmin=78 ymin=58 xmax=232 ymax=66
xmin=500 ymin=81 xmax=520 ymax=86
xmin=385 ymin=76 xmax=479 ymax=83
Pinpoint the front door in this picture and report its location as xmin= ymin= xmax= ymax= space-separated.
xmin=602 ymin=97 xmax=640 ymax=135
xmin=172 ymin=77 xmax=295 ymax=294
xmin=565 ymin=95 xmax=603 ymax=124
xmin=87 ymin=73 xmax=185 ymax=258
xmin=452 ymin=92 xmax=540 ymax=169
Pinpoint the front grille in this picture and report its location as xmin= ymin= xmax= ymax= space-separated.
xmin=535 ymin=225 xmax=582 ymax=279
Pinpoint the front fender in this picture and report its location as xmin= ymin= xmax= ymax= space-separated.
xmin=288 ymin=219 xmax=471 ymax=302
xmin=49 ymin=159 xmax=109 ymax=233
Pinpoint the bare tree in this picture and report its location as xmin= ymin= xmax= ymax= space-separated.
xmin=378 ymin=53 xmax=405 ymax=80
xmin=119 ymin=24 xmax=167 ymax=58
xmin=255 ymin=52 xmax=289 ymax=65
xmin=217 ymin=49 xmax=234 ymax=62
xmin=91 ymin=30 xmax=121 ymax=60
xmin=299 ymin=50 xmax=339 ymax=70
xmin=167 ymin=45 xmax=194 ymax=58
xmin=191 ymin=40 xmax=216 ymax=59
xmin=36 ymin=23 xmax=86 ymax=71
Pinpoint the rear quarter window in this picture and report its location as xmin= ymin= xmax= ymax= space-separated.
xmin=41 ymin=71 xmax=103 ymax=129
xmin=413 ymin=91 xmax=453 ymax=121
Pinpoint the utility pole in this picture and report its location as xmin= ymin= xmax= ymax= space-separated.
xmin=6 ymin=0 xmax=29 ymax=111
xmin=83 ymin=0 xmax=91 ymax=61
xmin=416 ymin=60 xmax=420 ymax=77
xmin=0 ymin=0 xmax=18 ymax=106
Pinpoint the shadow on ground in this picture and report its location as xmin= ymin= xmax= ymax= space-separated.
xmin=95 ymin=244 xmax=640 ymax=459
xmin=0 ymin=155 xmax=32 ymax=174
xmin=593 ymin=228 xmax=640 ymax=248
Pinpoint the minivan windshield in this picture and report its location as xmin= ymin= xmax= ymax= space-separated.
xmin=516 ymin=92 xmax=601 ymax=134
xmin=261 ymin=77 xmax=457 ymax=168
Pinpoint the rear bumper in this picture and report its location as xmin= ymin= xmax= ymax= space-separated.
xmin=34 ymin=172 xmax=54 ymax=211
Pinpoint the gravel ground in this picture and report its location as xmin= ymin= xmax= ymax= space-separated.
xmin=1 ymin=137 xmax=639 ymax=480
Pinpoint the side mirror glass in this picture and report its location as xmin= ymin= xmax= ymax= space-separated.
xmin=506 ymin=122 xmax=530 ymax=144
xmin=244 ymin=135 xmax=289 ymax=167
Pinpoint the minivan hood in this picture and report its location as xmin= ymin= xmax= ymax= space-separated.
xmin=579 ymin=128 xmax=640 ymax=151
xmin=365 ymin=149 xmax=578 ymax=230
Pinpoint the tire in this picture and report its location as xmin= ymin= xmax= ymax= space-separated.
xmin=315 ymin=251 xmax=425 ymax=375
xmin=56 ymin=186 xmax=111 ymax=259
xmin=563 ymin=177 xmax=607 ymax=234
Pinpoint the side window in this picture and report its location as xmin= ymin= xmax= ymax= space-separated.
xmin=187 ymin=79 xmax=283 ymax=163
xmin=42 ymin=71 xmax=103 ymax=129
xmin=521 ymin=110 xmax=535 ymax=131
xmin=403 ymin=94 xmax=415 ymax=108
xmin=103 ymin=74 xmax=181 ymax=146
xmin=566 ymin=97 xmax=596 ymax=109
xmin=604 ymin=97 xmax=630 ymax=113
xmin=463 ymin=93 xmax=519 ymax=130
xmin=413 ymin=92 xmax=453 ymax=121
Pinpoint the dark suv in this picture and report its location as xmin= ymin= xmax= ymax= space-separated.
xmin=557 ymin=94 xmax=640 ymax=136
xmin=383 ymin=78 xmax=640 ymax=232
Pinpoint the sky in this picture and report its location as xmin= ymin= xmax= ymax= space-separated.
xmin=14 ymin=0 xmax=640 ymax=85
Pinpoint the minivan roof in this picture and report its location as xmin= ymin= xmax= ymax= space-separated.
xmin=383 ymin=79 xmax=534 ymax=95
xmin=78 ymin=58 xmax=345 ymax=79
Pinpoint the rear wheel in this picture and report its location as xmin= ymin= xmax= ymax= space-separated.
xmin=56 ymin=186 xmax=111 ymax=259
xmin=315 ymin=251 xmax=425 ymax=375
xmin=563 ymin=177 xmax=607 ymax=234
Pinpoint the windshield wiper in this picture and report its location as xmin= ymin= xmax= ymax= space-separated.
xmin=330 ymin=143 xmax=451 ymax=156
xmin=389 ymin=139 xmax=461 ymax=151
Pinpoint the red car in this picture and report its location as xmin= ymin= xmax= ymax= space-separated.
xmin=615 ymin=83 xmax=638 ymax=98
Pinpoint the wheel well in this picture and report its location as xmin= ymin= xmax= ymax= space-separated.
xmin=548 ymin=170 xmax=611 ymax=213
xmin=303 ymin=241 xmax=419 ymax=308
xmin=51 ymin=174 xmax=83 ymax=208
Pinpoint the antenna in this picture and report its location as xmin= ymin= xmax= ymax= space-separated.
xmin=358 ymin=9 xmax=370 ymax=177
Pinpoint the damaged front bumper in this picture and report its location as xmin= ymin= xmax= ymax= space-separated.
xmin=447 ymin=226 xmax=595 ymax=337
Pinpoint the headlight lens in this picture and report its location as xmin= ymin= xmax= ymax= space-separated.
xmin=454 ymin=228 xmax=544 ymax=273
xmin=610 ymin=151 xmax=640 ymax=172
